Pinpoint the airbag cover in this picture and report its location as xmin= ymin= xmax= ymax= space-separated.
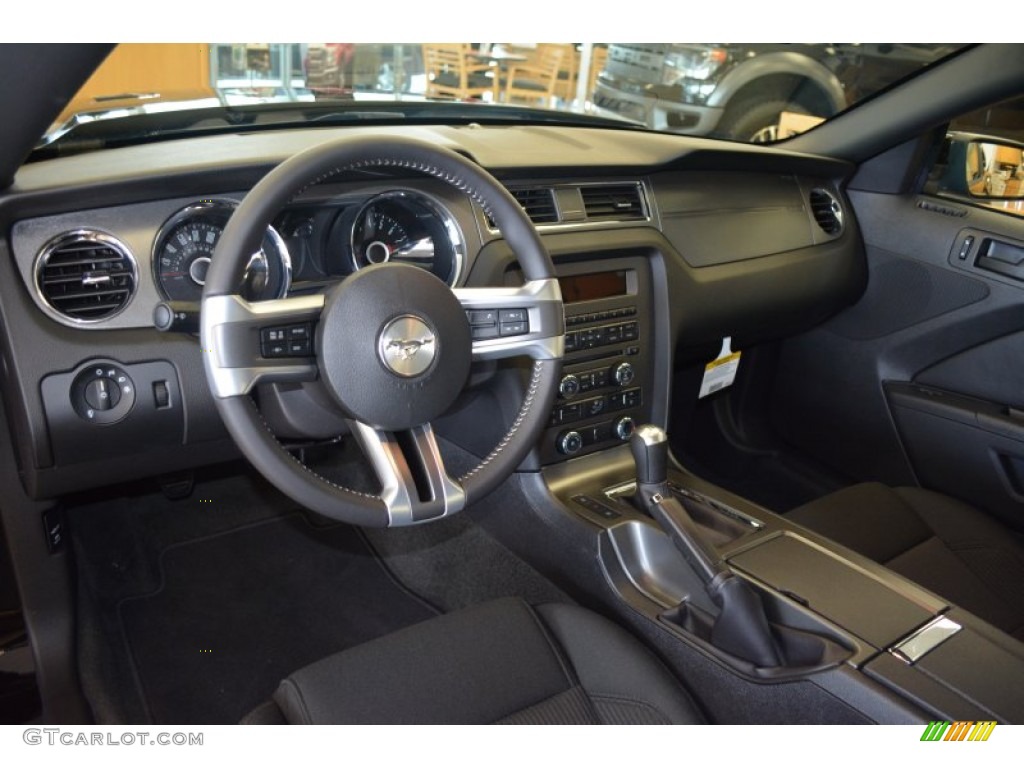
xmin=316 ymin=263 xmax=471 ymax=431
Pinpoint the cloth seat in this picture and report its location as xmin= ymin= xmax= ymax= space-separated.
xmin=788 ymin=482 xmax=1024 ymax=640
xmin=243 ymin=597 xmax=703 ymax=724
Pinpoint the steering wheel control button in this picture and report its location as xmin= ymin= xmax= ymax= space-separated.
xmin=318 ymin=263 xmax=471 ymax=431
xmin=467 ymin=307 xmax=531 ymax=339
xmin=378 ymin=315 xmax=437 ymax=378
xmin=288 ymin=339 xmax=311 ymax=355
xmin=468 ymin=310 xmax=498 ymax=325
xmin=261 ymin=323 xmax=314 ymax=358
xmin=499 ymin=309 xmax=527 ymax=324
xmin=470 ymin=324 xmax=499 ymax=340
xmin=71 ymin=364 xmax=136 ymax=424
xmin=499 ymin=320 xmax=528 ymax=336
xmin=558 ymin=430 xmax=583 ymax=456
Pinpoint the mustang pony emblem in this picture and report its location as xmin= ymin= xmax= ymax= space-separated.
xmin=386 ymin=337 xmax=434 ymax=361
xmin=378 ymin=315 xmax=437 ymax=377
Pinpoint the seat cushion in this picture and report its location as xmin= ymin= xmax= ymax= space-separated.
xmin=788 ymin=482 xmax=1024 ymax=640
xmin=247 ymin=597 xmax=703 ymax=724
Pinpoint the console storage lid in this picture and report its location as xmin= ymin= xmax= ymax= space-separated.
xmin=728 ymin=532 xmax=945 ymax=649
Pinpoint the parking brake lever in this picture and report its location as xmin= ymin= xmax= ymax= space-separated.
xmin=630 ymin=425 xmax=781 ymax=667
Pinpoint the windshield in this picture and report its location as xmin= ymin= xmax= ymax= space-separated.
xmin=43 ymin=43 xmax=965 ymax=153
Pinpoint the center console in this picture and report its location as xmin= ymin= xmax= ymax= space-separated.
xmin=541 ymin=441 xmax=1024 ymax=723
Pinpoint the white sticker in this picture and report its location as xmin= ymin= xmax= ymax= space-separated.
xmin=699 ymin=337 xmax=741 ymax=399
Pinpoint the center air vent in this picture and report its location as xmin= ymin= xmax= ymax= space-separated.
xmin=509 ymin=187 xmax=559 ymax=224
xmin=580 ymin=184 xmax=646 ymax=221
xmin=809 ymin=189 xmax=844 ymax=236
xmin=35 ymin=231 xmax=137 ymax=324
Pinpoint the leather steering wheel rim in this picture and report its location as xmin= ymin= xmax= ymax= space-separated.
xmin=200 ymin=135 xmax=564 ymax=527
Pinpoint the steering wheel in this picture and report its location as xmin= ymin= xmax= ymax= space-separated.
xmin=200 ymin=136 xmax=564 ymax=527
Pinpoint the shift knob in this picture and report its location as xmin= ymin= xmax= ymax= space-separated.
xmin=630 ymin=424 xmax=668 ymax=486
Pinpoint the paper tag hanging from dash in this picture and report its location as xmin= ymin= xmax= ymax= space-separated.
xmin=699 ymin=337 xmax=741 ymax=399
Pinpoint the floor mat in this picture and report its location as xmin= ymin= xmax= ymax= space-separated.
xmin=117 ymin=514 xmax=437 ymax=724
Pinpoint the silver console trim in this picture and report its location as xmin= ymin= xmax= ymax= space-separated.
xmin=889 ymin=616 xmax=962 ymax=665
xmin=603 ymin=479 xmax=764 ymax=531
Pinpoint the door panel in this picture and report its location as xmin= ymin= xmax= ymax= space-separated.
xmin=769 ymin=189 xmax=1024 ymax=529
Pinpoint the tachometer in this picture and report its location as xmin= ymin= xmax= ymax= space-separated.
xmin=153 ymin=201 xmax=291 ymax=302
xmin=350 ymin=191 xmax=464 ymax=285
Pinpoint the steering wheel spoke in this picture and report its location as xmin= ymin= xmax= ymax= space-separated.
xmin=202 ymin=293 xmax=325 ymax=397
xmin=349 ymin=420 xmax=465 ymax=525
xmin=454 ymin=278 xmax=565 ymax=361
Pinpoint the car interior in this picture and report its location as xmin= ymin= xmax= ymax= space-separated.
xmin=1 ymin=42 xmax=1024 ymax=726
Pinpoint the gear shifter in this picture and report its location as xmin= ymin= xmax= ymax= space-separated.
xmin=630 ymin=425 xmax=781 ymax=667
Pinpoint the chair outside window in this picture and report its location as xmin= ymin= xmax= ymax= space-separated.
xmin=503 ymin=45 xmax=564 ymax=108
xmin=422 ymin=44 xmax=497 ymax=101
xmin=549 ymin=44 xmax=580 ymax=104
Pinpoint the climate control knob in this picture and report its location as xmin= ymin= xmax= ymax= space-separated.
xmin=614 ymin=362 xmax=635 ymax=387
xmin=614 ymin=416 xmax=636 ymax=441
xmin=558 ymin=430 xmax=583 ymax=455
xmin=559 ymin=374 xmax=581 ymax=399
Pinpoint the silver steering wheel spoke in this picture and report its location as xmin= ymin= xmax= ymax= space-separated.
xmin=201 ymin=293 xmax=325 ymax=397
xmin=455 ymin=278 xmax=565 ymax=361
xmin=349 ymin=420 xmax=465 ymax=526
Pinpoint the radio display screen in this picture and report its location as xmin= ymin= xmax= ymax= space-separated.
xmin=559 ymin=271 xmax=628 ymax=303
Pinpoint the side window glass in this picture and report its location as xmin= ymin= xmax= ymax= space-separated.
xmin=927 ymin=96 xmax=1024 ymax=216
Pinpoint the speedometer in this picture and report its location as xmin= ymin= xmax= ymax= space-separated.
xmin=350 ymin=191 xmax=465 ymax=286
xmin=153 ymin=201 xmax=291 ymax=302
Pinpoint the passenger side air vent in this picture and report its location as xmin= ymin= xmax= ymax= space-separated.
xmin=580 ymin=183 xmax=646 ymax=221
xmin=508 ymin=187 xmax=559 ymax=224
xmin=809 ymin=189 xmax=844 ymax=235
xmin=35 ymin=231 xmax=137 ymax=324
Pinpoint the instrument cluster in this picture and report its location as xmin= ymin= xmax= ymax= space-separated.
xmin=152 ymin=189 xmax=467 ymax=302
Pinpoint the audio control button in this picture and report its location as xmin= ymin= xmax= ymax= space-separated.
xmin=614 ymin=362 xmax=636 ymax=386
xmin=558 ymin=431 xmax=583 ymax=455
xmin=615 ymin=416 xmax=636 ymax=441
xmin=559 ymin=374 xmax=581 ymax=399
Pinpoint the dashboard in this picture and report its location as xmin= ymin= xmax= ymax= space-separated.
xmin=0 ymin=123 xmax=864 ymax=500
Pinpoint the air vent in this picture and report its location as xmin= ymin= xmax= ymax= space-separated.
xmin=35 ymin=231 xmax=137 ymax=324
xmin=509 ymin=187 xmax=559 ymax=224
xmin=580 ymin=184 xmax=646 ymax=221
xmin=809 ymin=189 xmax=844 ymax=235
